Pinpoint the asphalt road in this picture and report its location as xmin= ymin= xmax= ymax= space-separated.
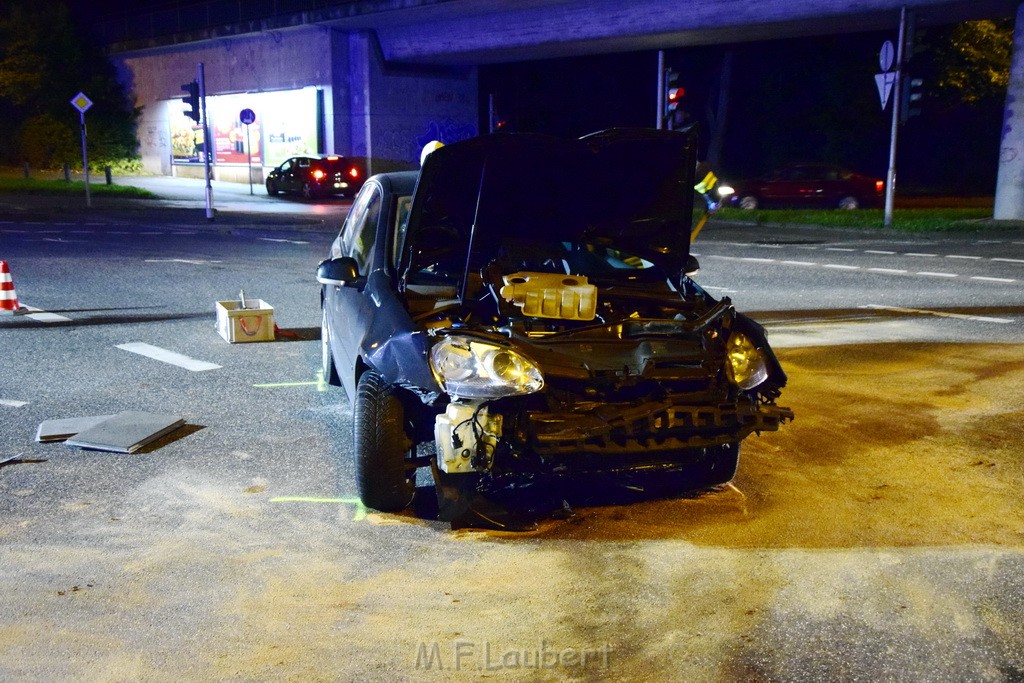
xmin=1 ymin=185 xmax=1023 ymax=680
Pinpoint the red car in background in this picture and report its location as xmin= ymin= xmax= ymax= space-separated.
xmin=725 ymin=162 xmax=884 ymax=210
xmin=265 ymin=155 xmax=366 ymax=199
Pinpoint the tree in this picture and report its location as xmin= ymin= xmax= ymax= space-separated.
xmin=933 ymin=19 xmax=1012 ymax=105
xmin=0 ymin=0 xmax=139 ymax=168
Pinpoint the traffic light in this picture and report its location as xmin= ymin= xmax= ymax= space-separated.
xmin=901 ymin=76 xmax=923 ymax=123
xmin=181 ymin=80 xmax=200 ymax=123
xmin=664 ymin=68 xmax=685 ymax=130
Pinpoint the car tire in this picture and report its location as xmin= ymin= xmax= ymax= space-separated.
xmin=321 ymin=307 xmax=340 ymax=387
xmin=838 ymin=196 xmax=860 ymax=210
xmin=266 ymin=179 xmax=279 ymax=196
xmin=354 ymin=370 xmax=416 ymax=512
xmin=738 ymin=195 xmax=759 ymax=210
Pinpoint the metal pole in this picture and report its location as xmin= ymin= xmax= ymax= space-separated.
xmin=656 ymin=50 xmax=665 ymax=130
xmin=245 ymin=123 xmax=253 ymax=195
xmin=80 ymin=110 xmax=91 ymax=208
xmin=488 ymin=93 xmax=495 ymax=133
xmin=199 ymin=62 xmax=214 ymax=220
xmin=884 ymin=7 xmax=907 ymax=228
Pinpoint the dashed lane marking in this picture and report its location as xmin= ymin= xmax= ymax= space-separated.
xmin=946 ymin=254 xmax=982 ymax=260
xmin=905 ymin=252 xmax=938 ymax=257
xmin=116 ymin=342 xmax=221 ymax=371
xmin=868 ymin=268 xmax=908 ymax=274
xmin=864 ymin=250 xmax=895 ymax=255
xmin=992 ymin=258 xmax=1024 ymax=264
xmin=0 ymin=399 xmax=29 ymax=408
xmin=860 ymin=304 xmax=1013 ymax=324
xmin=144 ymin=258 xmax=223 ymax=265
xmin=916 ymin=272 xmax=958 ymax=278
xmin=823 ymin=264 xmax=860 ymax=270
xmin=258 ymin=237 xmax=311 ymax=245
xmin=20 ymin=305 xmax=72 ymax=323
xmin=781 ymin=260 xmax=817 ymax=266
xmin=825 ymin=247 xmax=855 ymax=252
xmin=971 ymin=276 xmax=1015 ymax=283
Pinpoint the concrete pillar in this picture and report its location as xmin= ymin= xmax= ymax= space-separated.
xmin=994 ymin=2 xmax=1024 ymax=219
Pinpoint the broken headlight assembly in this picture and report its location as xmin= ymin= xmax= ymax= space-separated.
xmin=724 ymin=331 xmax=769 ymax=390
xmin=429 ymin=335 xmax=544 ymax=399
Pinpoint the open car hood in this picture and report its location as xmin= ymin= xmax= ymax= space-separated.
xmin=399 ymin=127 xmax=698 ymax=286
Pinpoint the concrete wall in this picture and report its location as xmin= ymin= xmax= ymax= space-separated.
xmin=118 ymin=26 xmax=477 ymax=180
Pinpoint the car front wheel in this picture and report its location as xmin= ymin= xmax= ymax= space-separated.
xmin=266 ymin=179 xmax=279 ymax=195
xmin=738 ymin=195 xmax=759 ymax=210
xmin=354 ymin=371 xmax=416 ymax=511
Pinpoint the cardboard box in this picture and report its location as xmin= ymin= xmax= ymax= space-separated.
xmin=215 ymin=299 xmax=275 ymax=343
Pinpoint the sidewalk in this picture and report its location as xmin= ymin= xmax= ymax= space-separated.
xmin=0 ymin=174 xmax=351 ymax=230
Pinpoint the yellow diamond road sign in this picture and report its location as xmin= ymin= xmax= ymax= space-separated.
xmin=70 ymin=92 xmax=93 ymax=113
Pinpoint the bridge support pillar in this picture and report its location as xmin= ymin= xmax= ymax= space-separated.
xmin=995 ymin=2 xmax=1024 ymax=219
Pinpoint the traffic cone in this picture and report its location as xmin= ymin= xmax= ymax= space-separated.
xmin=0 ymin=260 xmax=22 ymax=315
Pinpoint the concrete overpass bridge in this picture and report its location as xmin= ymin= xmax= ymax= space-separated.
xmin=106 ymin=0 xmax=1024 ymax=217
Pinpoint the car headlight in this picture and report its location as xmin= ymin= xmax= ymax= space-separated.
xmin=724 ymin=332 xmax=768 ymax=390
xmin=430 ymin=335 xmax=544 ymax=399
xmin=717 ymin=184 xmax=735 ymax=197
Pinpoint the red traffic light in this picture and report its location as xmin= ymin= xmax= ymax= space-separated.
xmin=667 ymin=87 xmax=685 ymax=103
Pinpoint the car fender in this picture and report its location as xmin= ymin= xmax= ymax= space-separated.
xmin=354 ymin=270 xmax=443 ymax=402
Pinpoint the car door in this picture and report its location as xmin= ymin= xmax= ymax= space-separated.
xmin=325 ymin=182 xmax=384 ymax=395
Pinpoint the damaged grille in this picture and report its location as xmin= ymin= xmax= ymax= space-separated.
xmin=525 ymin=398 xmax=793 ymax=455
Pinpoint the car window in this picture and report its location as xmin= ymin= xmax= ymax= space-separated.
xmin=392 ymin=195 xmax=414 ymax=268
xmin=280 ymin=160 xmax=292 ymax=172
xmin=339 ymin=185 xmax=382 ymax=273
xmin=298 ymin=158 xmax=310 ymax=168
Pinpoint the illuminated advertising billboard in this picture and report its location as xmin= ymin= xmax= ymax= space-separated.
xmin=171 ymin=87 xmax=319 ymax=167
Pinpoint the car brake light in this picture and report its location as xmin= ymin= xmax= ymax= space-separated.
xmin=326 ymin=155 xmax=339 ymax=161
xmin=312 ymin=169 xmax=325 ymax=180
xmin=349 ymin=167 xmax=359 ymax=179
xmin=875 ymin=180 xmax=884 ymax=192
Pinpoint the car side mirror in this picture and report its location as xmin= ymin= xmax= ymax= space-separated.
xmin=684 ymin=254 xmax=700 ymax=277
xmin=317 ymin=257 xmax=362 ymax=286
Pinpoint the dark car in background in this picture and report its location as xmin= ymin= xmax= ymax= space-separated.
xmin=726 ymin=162 xmax=883 ymax=210
xmin=265 ymin=155 xmax=365 ymax=198
xmin=317 ymin=128 xmax=792 ymax=529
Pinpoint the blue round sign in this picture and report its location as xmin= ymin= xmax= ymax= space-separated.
xmin=239 ymin=108 xmax=256 ymax=125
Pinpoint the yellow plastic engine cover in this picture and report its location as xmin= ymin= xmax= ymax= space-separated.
xmin=499 ymin=272 xmax=597 ymax=321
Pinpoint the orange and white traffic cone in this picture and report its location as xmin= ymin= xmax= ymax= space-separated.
xmin=0 ymin=260 xmax=22 ymax=315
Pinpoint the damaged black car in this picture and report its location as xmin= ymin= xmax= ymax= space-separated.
xmin=318 ymin=127 xmax=792 ymax=527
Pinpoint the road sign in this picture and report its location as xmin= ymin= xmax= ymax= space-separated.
xmin=875 ymin=72 xmax=897 ymax=110
xmin=70 ymin=92 xmax=93 ymax=114
xmin=239 ymin=108 xmax=256 ymax=125
xmin=879 ymin=40 xmax=895 ymax=72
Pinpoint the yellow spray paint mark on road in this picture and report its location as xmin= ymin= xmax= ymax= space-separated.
xmin=254 ymin=370 xmax=329 ymax=392
xmin=270 ymin=495 xmax=367 ymax=521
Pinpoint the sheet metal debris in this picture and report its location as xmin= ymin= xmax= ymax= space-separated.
xmin=64 ymin=412 xmax=185 ymax=453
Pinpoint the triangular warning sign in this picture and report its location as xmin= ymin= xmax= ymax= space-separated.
xmin=875 ymin=72 xmax=897 ymax=111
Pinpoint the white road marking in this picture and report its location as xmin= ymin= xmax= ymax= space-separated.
xmin=116 ymin=342 xmax=221 ymax=371
xmin=971 ymin=276 xmax=1015 ymax=283
xmin=916 ymin=272 xmax=958 ymax=278
xmin=0 ymin=399 xmax=29 ymax=408
xmin=795 ymin=245 xmax=819 ymax=250
xmin=20 ymin=305 xmax=72 ymax=323
xmin=860 ymin=304 xmax=1013 ymax=324
xmin=825 ymin=247 xmax=855 ymax=252
xmin=144 ymin=258 xmax=223 ymax=265
xmin=864 ymin=250 xmax=895 ymax=255
xmin=781 ymin=260 xmax=817 ymax=266
xmin=946 ymin=254 xmax=981 ymax=260
xmin=868 ymin=268 xmax=908 ymax=274
xmin=976 ymin=240 xmax=1004 ymax=244
xmin=740 ymin=257 xmax=775 ymax=263
xmin=992 ymin=257 xmax=1024 ymax=264
xmin=702 ymin=286 xmax=738 ymax=293
xmin=258 ymin=237 xmax=310 ymax=245
xmin=139 ymin=231 xmax=164 ymax=235
xmin=905 ymin=252 xmax=938 ymax=257
xmin=823 ymin=264 xmax=860 ymax=270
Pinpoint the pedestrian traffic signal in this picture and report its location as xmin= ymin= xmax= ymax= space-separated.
xmin=181 ymin=80 xmax=200 ymax=123
xmin=664 ymin=69 xmax=685 ymax=130
xmin=901 ymin=76 xmax=923 ymax=123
